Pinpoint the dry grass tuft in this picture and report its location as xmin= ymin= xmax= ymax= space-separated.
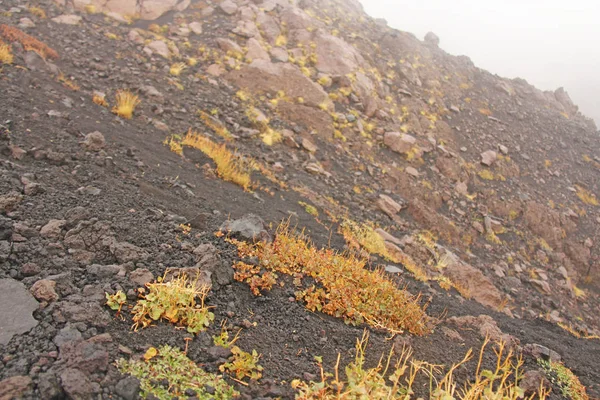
xmin=199 ymin=111 xmax=232 ymax=140
xmin=229 ymin=223 xmax=429 ymax=335
xmin=169 ymin=62 xmax=187 ymax=76
xmin=293 ymin=334 xmax=549 ymax=400
xmin=340 ymin=219 xmax=395 ymax=261
xmin=182 ymin=130 xmax=252 ymax=189
xmin=0 ymin=24 xmax=58 ymax=60
xmin=92 ymin=92 xmax=108 ymax=107
xmin=575 ymin=185 xmax=599 ymax=206
xmin=112 ymin=90 xmax=140 ymax=119
xmin=0 ymin=40 xmax=13 ymax=64
xmin=28 ymin=6 xmax=47 ymax=19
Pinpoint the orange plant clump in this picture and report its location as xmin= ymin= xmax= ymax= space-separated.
xmin=229 ymin=223 xmax=429 ymax=335
xmin=0 ymin=24 xmax=59 ymax=60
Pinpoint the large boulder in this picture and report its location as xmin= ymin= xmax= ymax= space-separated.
xmin=227 ymin=60 xmax=332 ymax=108
xmin=0 ymin=279 xmax=39 ymax=345
xmin=313 ymin=31 xmax=366 ymax=76
xmin=54 ymin=0 xmax=191 ymax=21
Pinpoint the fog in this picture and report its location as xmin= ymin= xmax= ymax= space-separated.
xmin=360 ymin=0 xmax=600 ymax=126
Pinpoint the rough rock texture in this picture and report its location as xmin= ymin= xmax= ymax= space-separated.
xmin=54 ymin=0 xmax=191 ymax=20
xmin=0 ymin=279 xmax=39 ymax=345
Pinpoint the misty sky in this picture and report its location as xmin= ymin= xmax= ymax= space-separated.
xmin=360 ymin=0 xmax=600 ymax=126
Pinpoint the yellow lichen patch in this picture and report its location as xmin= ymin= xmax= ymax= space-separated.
xmin=575 ymin=185 xmax=599 ymax=206
xmin=112 ymin=90 xmax=140 ymax=119
xmin=478 ymin=169 xmax=495 ymax=180
xmin=182 ymin=130 xmax=252 ymax=189
xmin=260 ymin=127 xmax=282 ymax=146
xmin=299 ymin=201 xmax=319 ymax=217
xmin=0 ymin=40 xmax=13 ymax=64
xmin=229 ymin=223 xmax=429 ymax=335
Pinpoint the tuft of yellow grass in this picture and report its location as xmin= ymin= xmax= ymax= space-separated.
xmin=112 ymin=90 xmax=140 ymax=119
xmin=0 ymin=40 xmax=13 ymax=64
xmin=28 ymin=6 xmax=47 ymax=19
xmin=182 ymin=130 xmax=252 ymax=189
xmin=169 ymin=62 xmax=187 ymax=76
xmin=575 ymin=185 xmax=599 ymax=206
xmin=229 ymin=223 xmax=429 ymax=335
xmin=92 ymin=92 xmax=108 ymax=107
xmin=293 ymin=334 xmax=549 ymax=400
xmin=199 ymin=111 xmax=231 ymax=140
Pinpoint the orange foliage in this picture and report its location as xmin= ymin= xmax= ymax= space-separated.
xmin=0 ymin=24 xmax=58 ymax=60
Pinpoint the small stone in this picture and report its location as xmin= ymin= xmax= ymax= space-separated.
xmin=83 ymin=131 xmax=105 ymax=151
xmin=52 ymin=14 xmax=82 ymax=25
xmin=30 ymin=279 xmax=59 ymax=302
xmin=498 ymin=144 xmax=508 ymax=155
xmin=301 ymin=138 xmax=318 ymax=153
xmin=480 ymin=150 xmax=497 ymax=166
xmin=18 ymin=17 xmax=35 ymax=29
xmin=189 ymin=22 xmax=203 ymax=35
xmin=115 ymin=376 xmax=141 ymax=400
xmin=0 ymin=279 xmax=39 ymax=345
xmin=219 ymin=0 xmax=238 ymax=15
xmin=0 ymin=376 xmax=32 ymax=399
xmin=130 ymin=268 xmax=154 ymax=286
xmin=60 ymin=369 xmax=94 ymax=399
xmin=405 ymin=166 xmax=419 ymax=177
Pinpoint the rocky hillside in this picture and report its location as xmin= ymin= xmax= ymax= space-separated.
xmin=0 ymin=0 xmax=599 ymax=399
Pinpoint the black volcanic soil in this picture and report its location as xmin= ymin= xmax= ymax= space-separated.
xmin=0 ymin=0 xmax=599 ymax=399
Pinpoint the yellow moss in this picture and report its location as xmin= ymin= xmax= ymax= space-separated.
xmin=275 ymin=34 xmax=287 ymax=47
xmin=478 ymin=169 xmax=495 ymax=180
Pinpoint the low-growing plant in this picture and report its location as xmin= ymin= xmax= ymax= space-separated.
xmin=299 ymin=201 xmax=319 ymax=217
xmin=539 ymin=359 xmax=588 ymax=400
xmin=131 ymin=273 xmax=215 ymax=334
xmin=105 ymin=290 xmax=127 ymax=314
xmin=0 ymin=24 xmax=58 ymax=59
xmin=219 ymin=346 xmax=263 ymax=381
xmin=182 ymin=130 xmax=252 ymax=189
xmin=339 ymin=219 xmax=395 ymax=261
xmin=229 ymin=223 xmax=429 ymax=335
xmin=213 ymin=322 xmax=241 ymax=348
xmin=0 ymin=40 xmax=13 ymax=64
xmin=57 ymin=73 xmax=80 ymax=91
xmin=117 ymin=345 xmax=238 ymax=400
xmin=112 ymin=90 xmax=140 ymax=119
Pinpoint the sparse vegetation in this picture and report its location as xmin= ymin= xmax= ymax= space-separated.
xmin=170 ymin=62 xmax=187 ymax=76
xmin=0 ymin=40 xmax=13 ymax=64
xmin=293 ymin=334 xmax=547 ymax=400
xmin=0 ymin=24 xmax=58 ymax=60
xmin=28 ymin=6 xmax=47 ymax=19
xmin=131 ymin=273 xmax=215 ymax=334
xmin=112 ymin=90 xmax=140 ymax=119
xmin=219 ymin=346 xmax=264 ymax=381
xmin=92 ymin=92 xmax=108 ymax=107
xmin=199 ymin=111 xmax=232 ymax=140
xmin=229 ymin=223 xmax=429 ymax=335
xmin=299 ymin=201 xmax=319 ymax=217
xmin=539 ymin=359 xmax=588 ymax=400
xmin=105 ymin=290 xmax=126 ymax=314
xmin=575 ymin=185 xmax=598 ymax=206
xmin=117 ymin=345 xmax=238 ymax=400
xmin=182 ymin=130 xmax=252 ymax=189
